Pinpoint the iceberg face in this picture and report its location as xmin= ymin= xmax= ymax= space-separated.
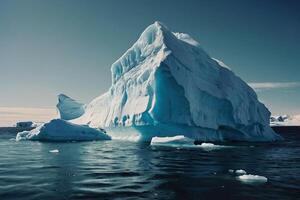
xmin=57 ymin=94 xmax=85 ymax=120
xmin=16 ymin=119 xmax=111 ymax=141
xmin=72 ymin=21 xmax=281 ymax=142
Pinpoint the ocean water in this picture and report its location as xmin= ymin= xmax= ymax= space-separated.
xmin=0 ymin=130 xmax=299 ymax=200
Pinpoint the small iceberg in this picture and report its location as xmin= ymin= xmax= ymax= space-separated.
xmin=237 ymin=174 xmax=268 ymax=184
xmin=150 ymin=135 xmax=194 ymax=147
xmin=49 ymin=149 xmax=59 ymax=153
xmin=16 ymin=119 xmax=111 ymax=142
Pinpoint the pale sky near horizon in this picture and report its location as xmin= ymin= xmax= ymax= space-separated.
xmin=0 ymin=0 xmax=300 ymax=126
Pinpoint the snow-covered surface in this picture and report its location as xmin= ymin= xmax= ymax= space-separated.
xmin=237 ymin=174 xmax=268 ymax=183
xmin=70 ymin=21 xmax=281 ymax=142
xmin=150 ymin=135 xmax=194 ymax=147
xmin=57 ymin=94 xmax=85 ymax=120
xmin=16 ymin=119 xmax=111 ymax=141
xmin=270 ymin=114 xmax=300 ymax=126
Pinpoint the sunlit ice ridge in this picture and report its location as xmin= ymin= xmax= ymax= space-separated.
xmin=56 ymin=21 xmax=282 ymax=142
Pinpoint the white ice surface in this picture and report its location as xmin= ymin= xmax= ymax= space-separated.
xmin=150 ymin=135 xmax=231 ymax=151
xmin=49 ymin=149 xmax=59 ymax=153
xmin=16 ymin=119 xmax=111 ymax=141
xmin=237 ymin=174 xmax=268 ymax=183
xmin=235 ymin=169 xmax=247 ymax=175
xmin=70 ymin=21 xmax=281 ymax=142
xmin=150 ymin=135 xmax=194 ymax=147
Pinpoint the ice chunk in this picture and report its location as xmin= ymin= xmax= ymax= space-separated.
xmin=235 ymin=169 xmax=247 ymax=175
xmin=49 ymin=149 xmax=59 ymax=153
xmin=70 ymin=21 xmax=281 ymax=142
xmin=57 ymin=94 xmax=85 ymax=120
xmin=150 ymin=135 xmax=194 ymax=147
xmin=16 ymin=119 xmax=111 ymax=141
xmin=237 ymin=174 xmax=268 ymax=184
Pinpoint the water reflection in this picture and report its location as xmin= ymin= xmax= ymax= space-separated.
xmin=0 ymin=132 xmax=299 ymax=200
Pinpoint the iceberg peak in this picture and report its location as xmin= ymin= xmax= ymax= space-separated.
xmin=111 ymin=21 xmax=173 ymax=84
xmin=57 ymin=94 xmax=85 ymax=120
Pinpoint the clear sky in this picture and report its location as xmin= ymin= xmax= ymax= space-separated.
xmin=0 ymin=0 xmax=299 ymax=125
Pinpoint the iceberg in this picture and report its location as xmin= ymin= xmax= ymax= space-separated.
xmin=70 ymin=21 xmax=281 ymax=142
xmin=57 ymin=94 xmax=85 ymax=120
xmin=16 ymin=119 xmax=111 ymax=141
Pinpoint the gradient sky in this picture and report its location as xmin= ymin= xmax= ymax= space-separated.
xmin=0 ymin=0 xmax=300 ymax=125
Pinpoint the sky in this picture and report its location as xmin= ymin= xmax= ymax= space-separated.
xmin=0 ymin=0 xmax=299 ymax=126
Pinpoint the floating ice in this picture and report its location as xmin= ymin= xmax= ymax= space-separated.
xmin=237 ymin=174 xmax=268 ymax=184
xmin=235 ymin=169 xmax=247 ymax=175
xmin=69 ymin=21 xmax=281 ymax=142
xmin=16 ymin=119 xmax=111 ymax=141
xmin=150 ymin=135 xmax=194 ymax=147
xmin=197 ymin=143 xmax=231 ymax=151
xmin=49 ymin=149 xmax=59 ymax=153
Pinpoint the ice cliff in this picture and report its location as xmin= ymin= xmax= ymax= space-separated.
xmin=71 ymin=21 xmax=281 ymax=142
xmin=57 ymin=94 xmax=85 ymax=120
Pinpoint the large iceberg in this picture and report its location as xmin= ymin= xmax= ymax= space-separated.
xmin=16 ymin=119 xmax=111 ymax=141
xmin=57 ymin=94 xmax=85 ymax=120
xmin=71 ymin=21 xmax=281 ymax=142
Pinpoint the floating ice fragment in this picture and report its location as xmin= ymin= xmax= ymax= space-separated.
xmin=235 ymin=169 xmax=247 ymax=175
xmin=237 ymin=174 xmax=268 ymax=184
xmin=197 ymin=143 xmax=231 ymax=151
xmin=150 ymin=135 xmax=194 ymax=147
xmin=49 ymin=149 xmax=59 ymax=153
xmin=16 ymin=119 xmax=111 ymax=142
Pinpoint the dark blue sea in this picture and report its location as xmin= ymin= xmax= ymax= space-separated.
xmin=0 ymin=129 xmax=299 ymax=200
